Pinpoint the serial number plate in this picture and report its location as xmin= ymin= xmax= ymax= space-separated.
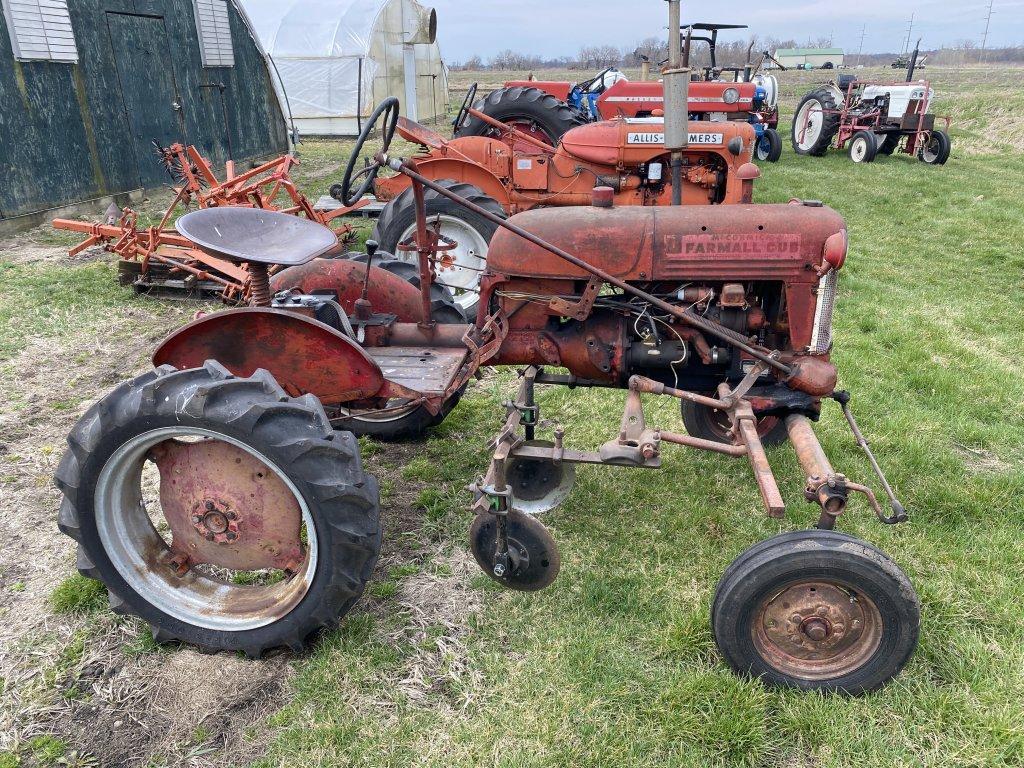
xmin=626 ymin=132 xmax=724 ymax=145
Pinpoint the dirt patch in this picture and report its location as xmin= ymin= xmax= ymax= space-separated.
xmin=954 ymin=443 xmax=1013 ymax=473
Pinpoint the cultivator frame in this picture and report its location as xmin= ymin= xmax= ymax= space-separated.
xmin=53 ymin=143 xmax=367 ymax=302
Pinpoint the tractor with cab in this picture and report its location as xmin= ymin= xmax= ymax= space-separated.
xmin=55 ymin=1 xmax=920 ymax=696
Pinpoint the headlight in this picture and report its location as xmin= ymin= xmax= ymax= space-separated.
xmin=723 ymin=87 xmax=740 ymax=104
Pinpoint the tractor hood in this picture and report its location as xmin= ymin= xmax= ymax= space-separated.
xmin=560 ymin=118 xmax=755 ymax=167
xmin=487 ymin=203 xmax=846 ymax=283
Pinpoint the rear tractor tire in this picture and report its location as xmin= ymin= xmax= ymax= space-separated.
xmin=372 ymin=179 xmax=506 ymax=319
xmin=54 ymin=362 xmax=381 ymax=657
xmin=454 ymin=85 xmax=587 ymax=146
xmin=848 ymin=131 xmax=878 ymax=164
xmin=791 ymin=89 xmax=841 ymax=156
xmin=712 ymin=529 xmax=919 ymax=694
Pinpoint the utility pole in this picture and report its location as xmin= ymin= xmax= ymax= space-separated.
xmin=902 ymin=13 xmax=915 ymax=54
xmin=857 ymin=24 xmax=866 ymax=66
xmin=980 ymin=0 xmax=995 ymax=64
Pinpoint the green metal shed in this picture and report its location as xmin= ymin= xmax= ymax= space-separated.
xmin=0 ymin=0 xmax=288 ymax=230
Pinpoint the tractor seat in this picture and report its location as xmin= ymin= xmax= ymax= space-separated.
xmin=176 ymin=208 xmax=338 ymax=266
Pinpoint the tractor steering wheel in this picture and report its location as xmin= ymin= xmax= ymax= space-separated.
xmin=452 ymin=83 xmax=478 ymax=134
xmin=337 ymin=97 xmax=399 ymax=208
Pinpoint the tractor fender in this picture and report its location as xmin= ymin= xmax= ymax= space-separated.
xmin=373 ymin=152 xmax=512 ymax=210
xmin=271 ymin=258 xmax=426 ymax=323
xmin=152 ymin=308 xmax=385 ymax=403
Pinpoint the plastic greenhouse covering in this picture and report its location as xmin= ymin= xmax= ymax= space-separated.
xmin=239 ymin=0 xmax=448 ymax=135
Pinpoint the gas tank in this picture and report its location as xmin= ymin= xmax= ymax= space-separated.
xmin=559 ymin=118 xmax=755 ymax=167
xmin=486 ymin=203 xmax=846 ymax=282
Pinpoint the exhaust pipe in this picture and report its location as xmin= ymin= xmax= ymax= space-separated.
xmin=663 ymin=0 xmax=690 ymax=206
xmin=906 ymin=38 xmax=920 ymax=82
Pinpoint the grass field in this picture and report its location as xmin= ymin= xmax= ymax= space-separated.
xmin=1 ymin=66 xmax=1023 ymax=767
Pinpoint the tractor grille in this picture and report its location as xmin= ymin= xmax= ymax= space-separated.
xmin=809 ymin=271 xmax=838 ymax=354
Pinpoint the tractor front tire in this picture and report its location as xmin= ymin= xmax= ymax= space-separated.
xmin=372 ymin=180 xmax=506 ymax=319
xmin=919 ymin=129 xmax=951 ymax=165
xmin=680 ymin=400 xmax=788 ymax=448
xmin=849 ymin=131 xmax=878 ymax=163
xmin=755 ymin=128 xmax=783 ymax=162
xmin=455 ymin=86 xmax=587 ymax=146
xmin=54 ymin=362 xmax=381 ymax=657
xmin=712 ymin=530 xmax=919 ymax=694
xmin=791 ymin=89 xmax=841 ymax=156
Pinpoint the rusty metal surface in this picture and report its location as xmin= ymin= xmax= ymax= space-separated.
xmin=753 ymin=580 xmax=883 ymax=681
xmin=151 ymin=439 xmax=304 ymax=572
xmin=152 ymin=309 xmax=384 ymax=402
xmin=271 ymin=258 xmax=427 ymax=323
xmin=364 ymin=346 xmax=468 ymax=396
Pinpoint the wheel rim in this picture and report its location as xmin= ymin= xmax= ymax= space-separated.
xmin=756 ymin=136 xmax=770 ymax=160
xmin=334 ymin=399 xmax=422 ymax=425
xmin=921 ymin=135 xmax=941 ymax=163
xmin=94 ymin=427 xmax=318 ymax=632
xmin=396 ymin=214 xmax=489 ymax=310
xmin=851 ymin=137 xmax=868 ymax=162
xmin=795 ymin=99 xmax=824 ymax=150
xmin=752 ymin=579 xmax=883 ymax=680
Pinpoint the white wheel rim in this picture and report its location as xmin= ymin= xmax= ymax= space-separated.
xmin=851 ymin=138 xmax=867 ymax=162
xmin=795 ymin=99 xmax=824 ymax=150
xmin=922 ymin=136 xmax=940 ymax=162
xmin=396 ymin=214 xmax=489 ymax=310
xmin=94 ymin=427 xmax=318 ymax=632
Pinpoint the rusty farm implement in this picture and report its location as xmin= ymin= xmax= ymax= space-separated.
xmin=53 ymin=143 xmax=367 ymax=302
xmin=55 ymin=2 xmax=919 ymax=694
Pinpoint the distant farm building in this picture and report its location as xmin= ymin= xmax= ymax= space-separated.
xmin=241 ymin=0 xmax=450 ymax=136
xmin=774 ymin=48 xmax=845 ymax=69
xmin=0 ymin=0 xmax=288 ymax=231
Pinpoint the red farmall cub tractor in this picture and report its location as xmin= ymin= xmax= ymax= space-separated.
xmin=792 ymin=43 xmax=951 ymax=165
xmin=363 ymin=87 xmax=761 ymax=315
xmin=56 ymin=89 xmax=920 ymax=694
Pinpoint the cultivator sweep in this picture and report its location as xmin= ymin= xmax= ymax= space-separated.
xmin=53 ymin=143 xmax=367 ymax=302
xmin=55 ymin=1 xmax=921 ymax=696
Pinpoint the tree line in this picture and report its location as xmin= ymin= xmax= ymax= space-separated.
xmin=451 ymin=36 xmax=1024 ymax=71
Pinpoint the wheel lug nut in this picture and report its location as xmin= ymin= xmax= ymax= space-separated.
xmin=205 ymin=500 xmax=216 ymax=511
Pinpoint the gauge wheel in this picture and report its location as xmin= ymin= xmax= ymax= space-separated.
xmin=755 ymin=128 xmax=783 ymax=162
xmin=54 ymin=362 xmax=381 ymax=657
xmin=848 ymin=131 xmax=878 ymax=163
xmin=791 ymin=89 xmax=841 ymax=156
xmin=712 ymin=529 xmax=919 ymax=693
xmin=918 ymin=129 xmax=951 ymax=165
xmin=681 ymin=400 xmax=788 ymax=448
xmin=372 ymin=180 xmax=506 ymax=319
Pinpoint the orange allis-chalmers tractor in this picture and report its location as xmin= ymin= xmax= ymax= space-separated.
xmin=55 ymin=56 xmax=920 ymax=691
xmin=356 ymin=85 xmax=760 ymax=315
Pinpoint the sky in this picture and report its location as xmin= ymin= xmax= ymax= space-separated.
xmin=429 ymin=0 xmax=1024 ymax=61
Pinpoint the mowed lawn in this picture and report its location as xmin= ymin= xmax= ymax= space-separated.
xmin=1 ymin=67 xmax=1023 ymax=767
